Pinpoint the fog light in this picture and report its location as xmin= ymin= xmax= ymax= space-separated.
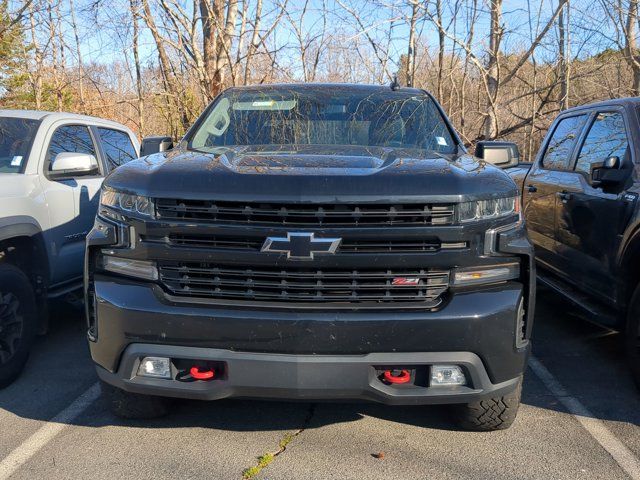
xmin=137 ymin=357 xmax=171 ymax=379
xmin=431 ymin=365 xmax=466 ymax=386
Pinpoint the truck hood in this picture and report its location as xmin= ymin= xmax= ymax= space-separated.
xmin=105 ymin=145 xmax=518 ymax=203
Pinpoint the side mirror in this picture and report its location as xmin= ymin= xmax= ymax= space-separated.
xmin=474 ymin=141 xmax=520 ymax=168
xmin=590 ymin=156 xmax=626 ymax=186
xmin=50 ymin=152 xmax=99 ymax=178
xmin=140 ymin=136 xmax=173 ymax=156
xmin=603 ymin=156 xmax=620 ymax=169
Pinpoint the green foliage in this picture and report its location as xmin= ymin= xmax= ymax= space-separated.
xmin=2 ymin=78 xmax=74 ymax=111
xmin=0 ymin=0 xmax=26 ymax=92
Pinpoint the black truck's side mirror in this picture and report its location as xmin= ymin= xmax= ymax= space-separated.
xmin=475 ymin=141 xmax=520 ymax=169
xmin=590 ymin=156 xmax=627 ymax=186
xmin=140 ymin=136 xmax=174 ymax=157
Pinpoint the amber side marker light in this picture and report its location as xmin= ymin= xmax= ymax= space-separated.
xmin=452 ymin=263 xmax=520 ymax=287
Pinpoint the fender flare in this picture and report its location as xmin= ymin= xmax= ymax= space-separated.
xmin=617 ymin=220 xmax=640 ymax=306
xmin=0 ymin=215 xmax=50 ymax=284
xmin=0 ymin=216 xmax=43 ymax=242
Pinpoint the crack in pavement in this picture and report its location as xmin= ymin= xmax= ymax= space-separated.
xmin=242 ymin=403 xmax=317 ymax=479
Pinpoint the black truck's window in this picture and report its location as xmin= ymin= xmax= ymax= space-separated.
xmin=97 ymin=128 xmax=137 ymax=170
xmin=190 ymin=89 xmax=456 ymax=154
xmin=47 ymin=125 xmax=96 ymax=163
xmin=541 ymin=115 xmax=586 ymax=170
xmin=575 ymin=112 xmax=628 ymax=175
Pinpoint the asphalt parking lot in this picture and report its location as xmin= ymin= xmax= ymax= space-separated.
xmin=0 ymin=287 xmax=638 ymax=480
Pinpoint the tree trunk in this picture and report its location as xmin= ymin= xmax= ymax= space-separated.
xmin=141 ymin=0 xmax=189 ymax=132
xmin=69 ymin=0 xmax=85 ymax=111
xmin=27 ymin=3 xmax=42 ymax=109
xmin=625 ymin=0 xmax=640 ymax=95
xmin=483 ymin=0 xmax=502 ymax=139
xmin=47 ymin=3 xmax=63 ymax=111
xmin=405 ymin=0 xmax=418 ymax=87
xmin=558 ymin=0 xmax=569 ymax=110
xmin=436 ymin=0 xmax=445 ymax=100
xmin=244 ymin=0 xmax=263 ymax=84
xmin=130 ymin=0 xmax=144 ymax=136
xmin=199 ymin=0 xmax=238 ymax=98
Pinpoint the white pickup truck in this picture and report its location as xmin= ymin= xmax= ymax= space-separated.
xmin=0 ymin=110 xmax=139 ymax=388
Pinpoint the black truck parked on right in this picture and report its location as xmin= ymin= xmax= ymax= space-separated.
xmin=506 ymin=98 xmax=640 ymax=387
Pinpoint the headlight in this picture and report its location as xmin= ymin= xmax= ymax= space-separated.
xmin=100 ymin=187 xmax=154 ymax=218
xmin=458 ymin=196 xmax=519 ymax=223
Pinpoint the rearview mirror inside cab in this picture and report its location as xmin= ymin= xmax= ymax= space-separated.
xmin=475 ymin=141 xmax=520 ymax=169
xmin=140 ymin=136 xmax=174 ymax=157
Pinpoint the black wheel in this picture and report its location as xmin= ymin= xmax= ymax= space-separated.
xmin=100 ymin=380 xmax=172 ymax=419
xmin=625 ymin=285 xmax=640 ymax=390
xmin=451 ymin=376 xmax=522 ymax=431
xmin=0 ymin=263 xmax=37 ymax=389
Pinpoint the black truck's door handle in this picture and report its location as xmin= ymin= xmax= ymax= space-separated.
xmin=557 ymin=191 xmax=572 ymax=201
xmin=526 ymin=184 xmax=537 ymax=193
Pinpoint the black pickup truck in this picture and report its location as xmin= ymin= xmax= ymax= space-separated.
xmin=85 ymin=83 xmax=535 ymax=431
xmin=504 ymin=98 xmax=640 ymax=387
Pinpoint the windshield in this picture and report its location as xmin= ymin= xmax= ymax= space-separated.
xmin=189 ymin=88 xmax=457 ymax=154
xmin=0 ymin=117 xmax=40 ymax=173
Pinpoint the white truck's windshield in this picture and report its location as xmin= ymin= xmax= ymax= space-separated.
xmin=189 ymin=88 xmax=456 ymax=154
xmin=0 ymin=117 xmax=40 ymax=173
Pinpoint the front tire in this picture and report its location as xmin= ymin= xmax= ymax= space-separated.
xmin=625 ymin=285 xmax=640 ymax=390
xmin=0 ymin=263 xmax=37 ymax=389
xmin=100 ymin=380 xmax=172 ymax=419
xmin=451 ymin=376 xmax=522 ymax=431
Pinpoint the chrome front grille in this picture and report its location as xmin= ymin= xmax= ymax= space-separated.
xmin=158 ymin=262 xmax=450 ymax=306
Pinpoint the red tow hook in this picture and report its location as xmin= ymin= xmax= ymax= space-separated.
xmin=190 ymin=366 xmax=215 ymax=381
xmin=383 ymin=369 xmax=411 ymax=384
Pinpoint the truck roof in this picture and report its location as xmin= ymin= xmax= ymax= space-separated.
xmin=563 ymin=97 xmax=640 ymax=113
xmin=225 ymin=83 xmax=426 ymax=95
xmin=0 ymin=109 xmax=131 ymax=130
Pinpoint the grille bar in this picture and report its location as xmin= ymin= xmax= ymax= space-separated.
xmin=156 ymin=199 xmax=455 ymax=226
xmin=158 ymin=263 xmax=450 ymax=305
xmin=146 ymin=234 xmax=445 ymax=253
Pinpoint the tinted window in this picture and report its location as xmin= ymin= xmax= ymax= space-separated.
xmin=575 ymin=112 xmax=628 ymax=175
xmin=0 ymin=117 xmax=40 ymax=173
xmin=97 ymin=128 xmax=137 ymax=170
xmin=190 ymin=89 xmax=456 ymax=153
xmin=542 ymin=115 xmax=587 ymax=170
xmin=47 ymin=125 xmax=97 ymax=167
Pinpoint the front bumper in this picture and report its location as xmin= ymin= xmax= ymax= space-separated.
xmin=90 ymin=277 xmax=529 ymax=403
xmin=97 ymin=346 xmax=521 ymax=404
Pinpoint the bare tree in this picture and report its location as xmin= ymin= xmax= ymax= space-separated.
xmin=25 ymin=1 xmax=43 ymax=109
xmin=140 ymin=0 xmax=189 ymax=133
xmin=405 ymin=0 xmax=419 ymax=87
xmin=68 ymin=0 xmax=85 ymax=109
xmin=130 ymin=0 xmax=144 ymax=135
xmin=558 ymin=0 xmax=570 ymax=110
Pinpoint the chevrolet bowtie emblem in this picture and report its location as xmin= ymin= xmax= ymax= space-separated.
xmin=261 ymin=232 xmax=342 ymax=260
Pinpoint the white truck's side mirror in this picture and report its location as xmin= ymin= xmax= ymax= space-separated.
xmin=50 ymin=152 xmax=99 ymax=178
